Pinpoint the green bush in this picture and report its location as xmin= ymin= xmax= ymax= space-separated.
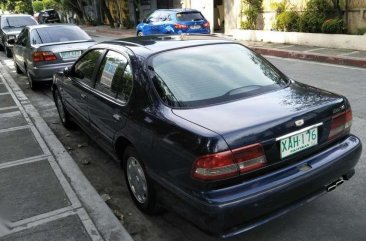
xmin=32 ymin=1 xmax=44 ymax=13
xmin=299 ymin=0 xmax=333 ymax=33
xmin=321 ymin=18 xmax=343 ymax=33
xmin=241 ymin=0 xmax=263 ymax=30
xmin=275 ymin=11 xmax=300 ymax=32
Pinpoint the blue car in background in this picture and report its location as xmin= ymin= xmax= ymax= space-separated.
xmin=136 ymin=9 xmax=210 ymax=36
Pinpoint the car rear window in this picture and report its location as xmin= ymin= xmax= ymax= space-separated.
xmin=151 ymin=44 xmax=288 ymax=108
xmin=1 ymin=16 xmax=37 ymax=28
xmin=176 ymin=12 xmax=204 ymax=21
xmin=34 ymin=26 xmax=91 ymax=44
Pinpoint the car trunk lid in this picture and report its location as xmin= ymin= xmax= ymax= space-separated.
xmin=172 ymin=81 xmax=346 ymax=167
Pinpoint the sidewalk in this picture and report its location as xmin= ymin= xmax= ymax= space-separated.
xmin=80 ymin=25 xmax=366 ymax=68
xmin=0 ymin=63 xmax=133 ymax=241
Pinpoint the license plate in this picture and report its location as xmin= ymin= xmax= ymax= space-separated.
xmin=60 ymin=50 xmax=82 ymax=60
xmin=190 ymin=25 xmax=201 ymax=29
xmin=279 ymin=127 xmax=318 ymax=158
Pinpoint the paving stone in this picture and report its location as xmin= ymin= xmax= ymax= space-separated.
xmin=0 ymin=111 xmax=27 ymax=129
xmin=0 ymin=107 xmax=18 ymax=114
xmin=2 ymin=215 xmax=91 ymax=241
xmin=0 ymin=159 xmax=71 ymax=222
xmin=346 ymin=51 xmax=366 ymax=59
xmin=0 ymin=128 xmax=43 ymax=164
xmin=0 ymin=84 xmax=8 ymax=93
xmin=0 ymin=94 xmax=15 ymax=109
xmin=282 ymin=45 xmax=320 ymax=51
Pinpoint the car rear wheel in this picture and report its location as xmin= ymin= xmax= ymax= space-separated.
xmin=14 ymin=60 xmax=22 ymax=74
xmin=27 ymin=70 xmax=37 ymax=90
xmin=54 ymin=88 xmax=73 ymax=128
xmin=123 ymin=147 xmax=158 ymax=214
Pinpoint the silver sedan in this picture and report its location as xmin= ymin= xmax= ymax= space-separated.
xmin=11 ymin=24 xmax=96 ymax=89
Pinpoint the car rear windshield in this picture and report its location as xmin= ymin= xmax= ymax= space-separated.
xmin=176 ymin=12 xmax=204 ymax=21
xmin=1 ymin=16 xmax=37 ymax=28
xmin=151 ymin=43 xmax=288 ymax=108
xmin=33 ymin=26 xmax=91 ymax=44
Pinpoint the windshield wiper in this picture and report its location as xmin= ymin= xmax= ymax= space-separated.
xmin=224 ymin=85 xmax=262 ymax=96
xmin=2 ymin=26 xmax=15 ymax=29
xmin=14 ymin=25 xmax=27 ymax=28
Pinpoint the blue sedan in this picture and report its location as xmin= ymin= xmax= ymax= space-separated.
xmin=136 ymin=9 xmax=210 ymax=36
xmin=52 ymin=35 xmax=362 ymax=237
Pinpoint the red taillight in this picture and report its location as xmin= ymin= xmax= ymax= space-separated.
xmin=233 ymin=144 xmax=267 ymax=173
xmin=192 ymin=144 xmax=267 ymax=181
xmin=174 ymin=23 xmax=188 ymax=29
xmin=328 ymin=108 xmax=352 ymax=139
xmin=32 ymin=51 xmax=57 ymax=62
xmin=203 ymin=22 xmax=210 ymax=28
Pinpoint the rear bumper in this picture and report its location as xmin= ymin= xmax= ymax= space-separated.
xmin=160 ymin=135 xmax=362 ymax=237
xmin=29 ymin=62 xmax=73 ymax=82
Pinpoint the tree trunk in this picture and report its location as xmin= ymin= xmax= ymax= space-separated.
xmin=101 ymin=0 xmax=114 ymax=27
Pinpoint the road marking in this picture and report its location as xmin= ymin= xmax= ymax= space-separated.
xmin=0 ymin=155 xmax=50 ymax=170
xmin=0 ymin=125 xmax=30 ymax=133
xmin=0 ymin=110 xmax=21 ymax=119
xmin=266 ymin=55 xmax=366 ymax=71
xmin=0 ymin=92 xmax=10 ymax=96
xmin=0 ymin=106 xmax=18 ymax=112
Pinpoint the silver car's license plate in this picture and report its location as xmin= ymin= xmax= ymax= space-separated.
xmin=279 ymin=127 xmax=318 ymax=158
xmin=60 ymin=50 xmax=82 ymax=60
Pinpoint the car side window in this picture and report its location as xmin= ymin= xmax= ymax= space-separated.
xmin=95 ymin=50 xmax=133 ymax=103
xmin=73 ymin=49 xmax=104 ymax=86
xmin=16 ymin=29 xmax=26 ymax=45
xmin=148 ymin=11 xmax=160 ymax=23
xmin=22 ymin=29 xmax=29 ymax=46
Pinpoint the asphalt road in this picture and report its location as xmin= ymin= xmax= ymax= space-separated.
xmin=1 ymin=36 xmax=365 ymax=241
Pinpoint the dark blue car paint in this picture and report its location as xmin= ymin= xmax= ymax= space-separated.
xmin=52 ymin=37 xmax=362 ymax=237
xmin=136 ymin=9 xmax=210 ymax=36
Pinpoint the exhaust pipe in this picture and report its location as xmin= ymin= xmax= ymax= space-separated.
xmin=326 ymin=178 xmax=344 ymax=192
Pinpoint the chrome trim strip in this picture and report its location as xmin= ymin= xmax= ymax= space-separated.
xmin=275 ymin=122 xmax=323 ymax=141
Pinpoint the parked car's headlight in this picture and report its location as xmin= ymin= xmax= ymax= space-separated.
xmin=7 ymin=35 xmax=16 ymax=40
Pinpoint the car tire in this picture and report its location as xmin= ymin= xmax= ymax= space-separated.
xmin=26 ymin=69 xmax=37 ymax=90
xmin=14 ymin=61 xmax=22 ymax=74
xmin=123 ymin=146 xmax=159 ymax=214
xmin=54 ymin=88 xmax=73 ymax=128
xmin=137 ymin=31 xmax=143 ymax=37
xmin=5 ymin=47 xmax=12 ymax=58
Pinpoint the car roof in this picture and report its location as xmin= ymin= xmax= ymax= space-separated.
xmin=96 ymin=35 xmax=233 ymax=58
xmin=26 ymin=24 xmax=79 ymax=30
xmin=156 ymin=8 xmax=200 ymax=13
xmin=1 ymin=14 xmax=34 ymax=18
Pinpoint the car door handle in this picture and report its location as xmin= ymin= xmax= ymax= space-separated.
xmin=80 ymin=94 xmax=86 ymax=99
xmin=113 ymin=114 xmax=122 ymax=121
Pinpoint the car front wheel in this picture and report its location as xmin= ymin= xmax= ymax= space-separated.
xmin=123 ymin=147 xmax=158 ymax=214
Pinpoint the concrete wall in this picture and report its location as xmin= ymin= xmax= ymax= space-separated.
xmin=233 ymin=29 xmax=366 ymax=51
xmin=224 ymin=0 xmax=241 ymax=35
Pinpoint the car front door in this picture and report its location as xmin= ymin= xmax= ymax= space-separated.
xmin=62 ymin=49 xmax=104 ymax=129
xmin=87 ymin=50 xmax=133 ymax=148
xmin=13 ymin=28 xmax=28 ymax=72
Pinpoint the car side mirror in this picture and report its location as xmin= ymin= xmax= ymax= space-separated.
xmin=7 ymin=38 xmax=15 ymax=45
xmin=63 ymin=67 xmax=71 ymax=77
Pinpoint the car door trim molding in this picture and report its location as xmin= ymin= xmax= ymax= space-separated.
xmin=275 ymin=122 xmax=323 ymax=141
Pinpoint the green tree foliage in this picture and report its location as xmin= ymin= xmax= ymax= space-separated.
xmin=241 ymin=0 xmax=263 ymax=30
xmin=299 ymin=0 xmax=333 ymax=33
xmin=32 ymin=1 xmax=44 ymax=12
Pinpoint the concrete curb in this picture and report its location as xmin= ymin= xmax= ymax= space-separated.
xmin=0 ymin=64 xmax=133 ymax=241
xmin=251 ymin=47 xmax=366 ymax=68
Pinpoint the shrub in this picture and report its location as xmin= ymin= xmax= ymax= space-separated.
xmin=321 ymin=18 xmax=343 ymax=33
xmin=240 ymin=0 xmax=263 ymax=30
xmin=275 ymin=11 xmax=300 ymax=32
xmin=299 ymin=0 xmax=333 ymax=33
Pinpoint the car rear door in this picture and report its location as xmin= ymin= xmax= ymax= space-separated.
xmin=87 ymin=50 xmax=133 ymax=147
xmin=62 ymin=49 xmax=104 ymax=128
